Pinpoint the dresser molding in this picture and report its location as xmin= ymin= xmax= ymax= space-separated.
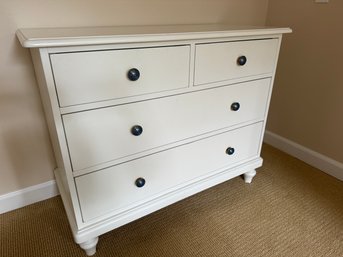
xmin=17 ymin=24 xmax=291 ymax=255
xmin=17 ymin=24 xmax=291 ymax=48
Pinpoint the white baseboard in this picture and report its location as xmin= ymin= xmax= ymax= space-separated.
xmin=264 ymin=130 xmax=343 ymax=181
xmin=0 ymin=180 xmax=59 ymax=214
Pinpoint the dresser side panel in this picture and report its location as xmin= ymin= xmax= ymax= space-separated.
xmin=255 ymin=35 xmax=284 ymax=155
xmin=30 ymin=48 xmax=83 ymax=227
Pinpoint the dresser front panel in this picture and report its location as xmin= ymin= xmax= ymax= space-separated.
xmin=194 ymin=39 xmax=278 ymax=85
xmin=75 ymin=122 xmax=263 ymax=222
xmin=50 ymin=45 xmax=190 ymax=107
xmin=63 ymin=78 xmax=271 ymax=172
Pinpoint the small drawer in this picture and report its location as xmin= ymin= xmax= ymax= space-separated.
xmin=50 ymin=45 xmax=190 ymax=107
xmin=63 ymin=78 xmax=271 ymax=171
xmin=194 ymin=39 xmax=279 ymax=85
xmin=75 ymin=122 xmax=263 ymax=222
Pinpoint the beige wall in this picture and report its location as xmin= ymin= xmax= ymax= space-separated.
xmin=0 ymin=0 xmax=269 ymax=195
xmin=266 ymin=0 xmax=343 ymax=163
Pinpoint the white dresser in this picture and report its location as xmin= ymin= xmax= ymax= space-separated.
xmin=17 ymin=25 xmax=291 ymax=255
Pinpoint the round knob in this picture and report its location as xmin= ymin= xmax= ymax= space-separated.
xmin=127 ymin=68 xmax=140 ymax=81
xmin=131 ymin=125 xmax=143 ymax=136
xmin=231 ymin=102 xmax=240 ymax=111
xmin=226 ymin=147 xmax=235 ymax=155
xmin=237 ymin=56 xmax=247 ymax=66
xmin=135 ymin=177 xmax=146 ymax=188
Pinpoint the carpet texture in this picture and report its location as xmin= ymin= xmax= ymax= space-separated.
xmin=1 ymin=144 xmax=343 ymax=257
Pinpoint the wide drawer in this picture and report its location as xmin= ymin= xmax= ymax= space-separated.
xmin=63 ymin=78 xmax=271 ymax=171
xmin=75 ymin=122 xmax=263 ymax=222
xmin=50 ymin=45 xmax=190 ymax=107
xmin=194 ymin=39 xmax=279 ymax=85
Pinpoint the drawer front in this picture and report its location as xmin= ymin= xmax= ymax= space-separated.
xmin=50 ymin=45 xmax=190 ymax=107
xmin=194 ymin=39 xmax=279 ymax=85
xmin=63 ymin=78 xmax=271 ymax=171
xmin=75 ymin=122 xmax=263 ymax=222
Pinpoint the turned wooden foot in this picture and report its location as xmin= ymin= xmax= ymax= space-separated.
xmin=244 ymin=170 xmax=256 ymax=183
xmin=79 ymin=237 xmax=99 ymax=256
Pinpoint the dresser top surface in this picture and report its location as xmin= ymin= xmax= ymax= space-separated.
xmin=17 ymin=24 xmax=291 ymax=48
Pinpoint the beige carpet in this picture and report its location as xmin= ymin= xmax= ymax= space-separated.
xmin=1 ymin=144 xmax=343 ymax=257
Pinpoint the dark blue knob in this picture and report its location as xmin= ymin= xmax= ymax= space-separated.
xmin=231 ymin=102 xmax=240 ymax=111
xmin=131 ymin=125 xmax=143 ymax=136
xmin=237 ymin=56 xmax=247 ymax=66
xmin=135 ymin=178 xmax=145 ymax=188
xmin=127 ymin=68 xmax=140 ymax=81
xmin=226 ymin=147 xmax=235 ymax=155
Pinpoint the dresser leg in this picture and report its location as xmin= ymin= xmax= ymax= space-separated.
xmin=244 ymin=170 xmax=256 ymax=183
xmin=79 ymin=237 xmax=99 ymax=256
